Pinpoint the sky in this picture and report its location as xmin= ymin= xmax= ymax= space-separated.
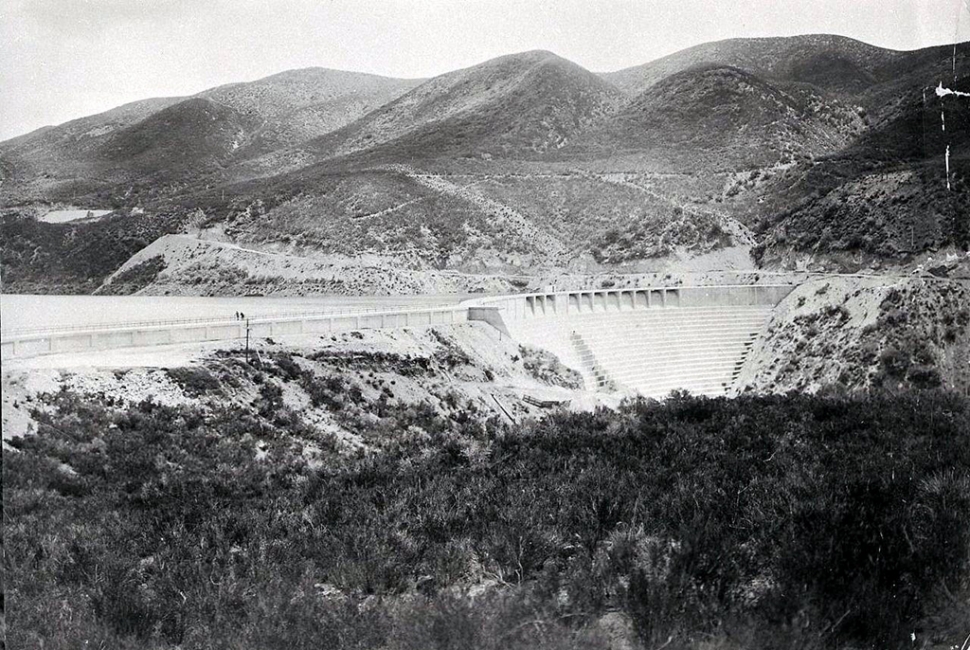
xmin=2 ymin=0 xmax=969 ymax=140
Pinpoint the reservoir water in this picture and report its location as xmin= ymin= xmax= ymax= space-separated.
xmin=39 ymin=209 xmax=113 ymax=224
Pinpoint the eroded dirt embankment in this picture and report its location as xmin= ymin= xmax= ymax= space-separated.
xmin=98 ymin=230 xmax=803 ymax=297
xmin=96 ymin=234 xmax=524 ymax=296
xmin=2 ymin=323 xmax=613 ymax=449
xmin=736 ymin=277 xmax=970 ymax=395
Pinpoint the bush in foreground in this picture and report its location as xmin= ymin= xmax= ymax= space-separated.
xmin=4 ymin=389 xmax=969 ymax=649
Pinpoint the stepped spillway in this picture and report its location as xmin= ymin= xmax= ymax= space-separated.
xmin=472 ymin=285 xmax=794 ymax=399
xmin=3 ymin=285 xmax=796 ymax=398
xmin=509 ymin=306 xmax=771 ymax=397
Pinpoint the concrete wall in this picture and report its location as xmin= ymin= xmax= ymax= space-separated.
xmin=466 ymin=284 xmax=795 ymax=398
xmin=473 ymin=284 xmax=793 ymax=323
xmin=1 ymin=284 xmax=795 ymax=364
xmin=1 ymin=306 xmax=470 ymax=361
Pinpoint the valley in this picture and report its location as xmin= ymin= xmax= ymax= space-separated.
xmin=4 ymin=278 xmax=969 ymax=649
xmin=3 ymin=30 xmax=970 ymax=650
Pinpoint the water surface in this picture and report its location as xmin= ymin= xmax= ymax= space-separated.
xmin=39 ymin=209 xmax=113 ymax=224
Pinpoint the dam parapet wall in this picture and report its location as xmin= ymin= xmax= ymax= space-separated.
xmin=472 ymin=284 xmax=794 ymax=321
xmin=1 ymin=305 xmax=469 ymax=361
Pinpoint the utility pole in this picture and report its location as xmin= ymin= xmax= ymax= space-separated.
xmin=245 ymin=318 xmax=251 ymax=363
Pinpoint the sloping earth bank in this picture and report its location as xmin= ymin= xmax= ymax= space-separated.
xmin=736 ymin=277 xmax=970 ymax=395
xmin=2 ymin=323 xmax=619 ymax=447
xmin=98 ymin=231 xmax=806 ymax=297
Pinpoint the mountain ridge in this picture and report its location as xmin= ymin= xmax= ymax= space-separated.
xmin=602 ymin=34 xmax=912 ymax=96
xmin=2 ymin=35 xmax=968 ymax=294
xmin=0 ymin=66 xmax=423 ymax=197
xmin=560 ymin=63 xmax=867 ymax=170
xmin=301 ymin=50 xmax=626 ymax=161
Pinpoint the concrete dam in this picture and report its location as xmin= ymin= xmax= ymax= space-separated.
xmin=471 ymin=285 xmax=795 ymax=398
xmin=2 ymin=284 xmax=795 ymax=399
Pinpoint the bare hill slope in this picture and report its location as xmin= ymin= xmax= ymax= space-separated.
xmin=0 ymin=68 xmax=420 ymax=199
xmin=302 ymin=50 xmax=626 ymax=161
xmin=603 ymin=34 xmax=909 ymax=96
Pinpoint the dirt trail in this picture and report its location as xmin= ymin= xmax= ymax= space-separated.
xmin=94 ymin=233 xmax=522 ymax=296
xmin=386 ymin=164 xmax=567 ymax=260
xmin=351 ymin=194 xmax=435 ymax=221
xmin=576 ymin=169 xmax=757 ymax=248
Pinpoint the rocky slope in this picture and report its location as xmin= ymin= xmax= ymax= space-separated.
xmin=736 ymin=276 xmax=970 ymax=395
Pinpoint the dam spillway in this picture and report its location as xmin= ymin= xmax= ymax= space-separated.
xmin=471 ymin=285 xmax=795 ymax=398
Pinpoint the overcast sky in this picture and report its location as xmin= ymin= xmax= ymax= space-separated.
xmin=1 ymin=0 xmax=968 ymax=140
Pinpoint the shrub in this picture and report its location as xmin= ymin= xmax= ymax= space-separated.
xmin=5 ymin=390 xmax=969 ymax=649
xmin=100 ymin=255 xmax=166 ymax=295
xmin=271 ymin=352 xmax=304 ymax=381
xmin=879 ymin=347 xmax=911 ymax=379
xmin=907 ymin=364 xmax=942 ymax=389
xmin=165 ymin=366 xmax=221 ymax=397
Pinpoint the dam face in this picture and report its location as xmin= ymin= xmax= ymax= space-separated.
xmin=2 ymin=285 xmax=796 ymax=401
xmin=471 ymin=285 xmax=795 ymax=398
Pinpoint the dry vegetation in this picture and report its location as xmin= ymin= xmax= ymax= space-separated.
xmin=0 ymin=208 xmax=187 ymax=294
xmin=6 ymin=377 xmax=968 ymax=649
xmin=738 ymin=278 xmax=970 ymax=395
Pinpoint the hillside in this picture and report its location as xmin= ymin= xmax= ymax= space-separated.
xmin=0 ymin=96 xmax=184 ymax=199
xmin=752 ymin=72 xmax=970 ymax=268
xmin=94 ymin=233 xmax=528 ymax=296
xmin=0 ymin=206 xmax=187 ymax=294
xmin=754 ymin=164 xmax=969 ymax=269
xmin=0 ymin=68 xmax=420 ymax=202
xmin=184 ymin=162 xmax=742 ymax=275
xmin=300 ymin=50 xmax=625 ymax=162
xmin=737 ymin=277 xmax=970 ymax=395
xmin=198 ymin=68 xmax=421 ymax=155
xmin=99 ymin=97 xmax=260 ymax=176
xmin=0 ymin=96 xmax=184 ymax=159
xmin=2 ymin=37 xmax=969 ymax=292
xmin=602 ymin=34 xmax=908 ymax=96
xmin=566 ymin=65 xmax=866 ymax=170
